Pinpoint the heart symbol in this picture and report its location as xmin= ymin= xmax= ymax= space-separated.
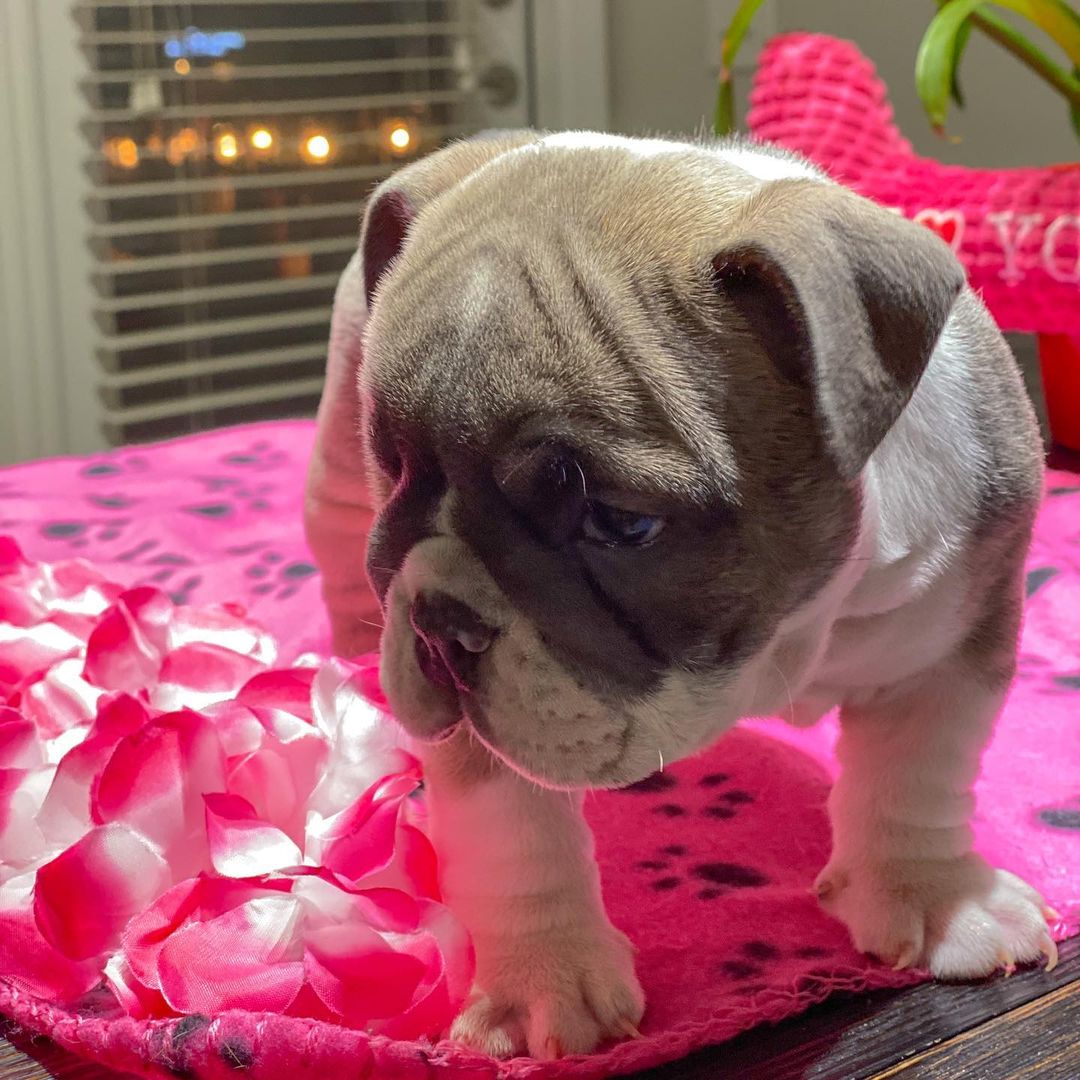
xmin=913 ymin=208 xmax=964 ymax=252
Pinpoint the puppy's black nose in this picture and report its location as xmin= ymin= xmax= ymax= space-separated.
xmin=410 ymin=592 xmax=496 ymax=689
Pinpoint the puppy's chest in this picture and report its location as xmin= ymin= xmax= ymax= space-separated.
xmin=805 ymin=558 xmax=972 ymax=699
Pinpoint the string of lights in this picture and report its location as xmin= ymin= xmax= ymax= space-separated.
xmin=103 ymin=118 xmax=417 ymax=170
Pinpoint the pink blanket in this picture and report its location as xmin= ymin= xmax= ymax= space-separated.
xmin=1 ymin=421 xmax=1077 ymax=1079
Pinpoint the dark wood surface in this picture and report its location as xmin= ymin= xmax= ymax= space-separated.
xmin=3 ymin=936 xmax=1077 ymax=1078
xmin=641 ymin=935 xmax=1079 ymax=1080
xmin=881 ymin=982 xmax=1080 ymax=1079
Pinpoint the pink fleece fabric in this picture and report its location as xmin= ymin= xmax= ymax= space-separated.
xmin=0 ymin=420 xmax=1077 ymax=1079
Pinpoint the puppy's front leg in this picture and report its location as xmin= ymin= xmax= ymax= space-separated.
xmin=422 ymin=729 xmax=644 ymax=1059
xmin=817 ymin=658 xmax=1057 ymax=976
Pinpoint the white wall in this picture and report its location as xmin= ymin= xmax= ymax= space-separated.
xmin=604 ymin=0 xmax=1078 ymax=168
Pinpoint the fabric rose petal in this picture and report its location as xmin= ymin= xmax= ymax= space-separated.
xmin=0 ymin=707 xmax=43 ymax=770
xmin=157 ymin=892 xmax=306 ymax=1015
xmin=303 ymin=917 xmax=427 ymax=1023
xmin=204 ymin=792 xmax=302 ymax=878
xmin=169 ymin=602 xmax=276 ymax=665
xmin=34 ymin=824 xmax=171 ymax=960
xmin=307 ymin=658 xmax=415 ymax=819
xmin=237 ymin=667 xmax=317 ymax=721
xmin=0 ymin=540 xmax=472 ymax=1037
xmin=152 ymin=641 xmax=267 ymax=712
xmin=17 ymin=658 xmax=104 ymax=744
xmin=36 ymin=693 xmax=150 ymax=849
xmin=0 ymin=707 xmax=52 ymax=873
xmin=0 ymin=538 xmax=119 ymax=641
xmin=83 ymin=585 xmax=276 ymax=709
xmin=0 ymin=874 xmax=101 ymax=1003
xmin=220 ymin=697 xmax=328 ymax=845
xmin=82 ymin=587 xmax=172 ymax=694
xmin=91 ymin=708 xmax=227 ymax=879
xmin=0 ymin=622 xmax=83 ymax=700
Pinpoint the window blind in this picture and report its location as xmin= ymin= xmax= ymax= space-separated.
xmin=75 ymin=0 xmax=519 ymax=445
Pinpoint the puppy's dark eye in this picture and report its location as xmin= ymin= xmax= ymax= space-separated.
xmin=581 ymin=501 xmax=665 ymax=547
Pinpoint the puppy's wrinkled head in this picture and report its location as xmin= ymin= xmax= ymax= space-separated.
xmin=356 ymin=133 xmax=964 ymax=788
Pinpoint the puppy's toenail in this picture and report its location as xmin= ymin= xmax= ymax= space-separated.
xmin=1041 ymin=935 xmax=1059 ymax=972
xmin=892 ymin=944 xmax=918 ymax=971
xmin=544 ymin=1037 xmax=564 ymax=1060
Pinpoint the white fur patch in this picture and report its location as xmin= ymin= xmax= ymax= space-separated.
xmin=715 ymin=145 xmax=823 ymax=182
xmin=538 ymin=131 xmax=686 ymax=157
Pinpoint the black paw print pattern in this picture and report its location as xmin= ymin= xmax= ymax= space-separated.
xmin=3 ymin=424 xmax=324 ymax=635
xmin=711 ymin=940 xmax=840 ymax=995
xmin=1038 ymin=797 xmax=1080 ymax=831
xmin=619 ymin=770 xmax=770 ymax=899
xmin=24 ymin=455 xmax=152 ymax=552
xmin=166 ymin=442 xmax=288 ymax=521
xmin=245 ymin=547 xmax=318 ymax=601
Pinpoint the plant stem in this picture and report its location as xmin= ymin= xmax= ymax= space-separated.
xmin=714 ymin=76 xmax=734 ymax=136
xmin=974 ymin=10 xmax=1080 ymax=105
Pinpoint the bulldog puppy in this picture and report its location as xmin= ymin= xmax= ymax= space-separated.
xmin=305 ymin=131 xmax=1056 ymax=1059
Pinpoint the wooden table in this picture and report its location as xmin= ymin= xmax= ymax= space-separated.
xmin=3 ymin=936 xmax=1077 ymax=1079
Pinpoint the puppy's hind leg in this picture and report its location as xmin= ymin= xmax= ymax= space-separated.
xmin=304 ymin=252 xmax=384 ymax=658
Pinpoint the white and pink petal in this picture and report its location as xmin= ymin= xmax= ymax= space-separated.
xmin=33 ymin=824 xmax=171 ymax=961
xmin=157 ymin=893 xmax=305 ymax=1015
xmin=205 ymin=792 xmax=302 ymax=878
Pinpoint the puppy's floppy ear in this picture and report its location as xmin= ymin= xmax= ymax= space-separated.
xmin=360 ymin=129 xmax=540 ymax=309
xmin=713 ymin=179 xmax=965 ymax=477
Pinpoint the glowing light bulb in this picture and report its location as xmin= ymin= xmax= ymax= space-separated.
xmin=173 ymin=57 xmax=191 ymax=75
xmin=166 ymin=126 xmax=202 ymax=165
xmin=105 ymin=137 xmax=140 ymax=169
xmin=212 ymin=126 xmax=241 ymax=165
xmin=304 ymin=133 xmax=331 ymax=162
xmin=250 ymin=127 xmax=274 ymax=151
xmin=380 ymin=117 xmax=416 ymax=157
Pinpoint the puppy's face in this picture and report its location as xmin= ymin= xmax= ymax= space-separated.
xmin=356 ymin=138 xmax=963 ymax=789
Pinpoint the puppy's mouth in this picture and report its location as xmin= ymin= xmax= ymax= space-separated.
xmin=409 ymin=634 xmax=482 ymax=744
xmin=413 ymin=634 xmax=458 ymax=693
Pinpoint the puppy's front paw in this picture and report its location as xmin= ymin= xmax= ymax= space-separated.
xmin=816 ymin=853 xmax=1058 ymax=978
xmin=449 ymin=923 xmax=644 ymax=1059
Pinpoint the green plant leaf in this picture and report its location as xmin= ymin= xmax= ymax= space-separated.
xmin=713 ymin=0 xmax=769 ymax=136
xmin=714 ymin=79 xmax=735 ymax=137
xmin=918 ymin=0 xmax=1080 ymax=135
xmin=1004 ymin=0 xmax=1080 ymax=65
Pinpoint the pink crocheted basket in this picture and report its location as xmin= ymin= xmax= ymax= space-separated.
xmin=747 ymin=32 xmax=1080 ymax=339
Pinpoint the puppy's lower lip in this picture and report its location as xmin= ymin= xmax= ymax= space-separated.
xmin=460 ymin=698 xmax=493 ymax=741
xmin=426 ymin=719 xmax=462 ymax=743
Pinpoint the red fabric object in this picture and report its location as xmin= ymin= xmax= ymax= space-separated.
xmin=1039 ymin=334 xmax=1080 ymax=451
xmin=1 ymin=421 xmax=1077 ymax=1078
xmin=747 ymin=33 xmax=1080 ymax=337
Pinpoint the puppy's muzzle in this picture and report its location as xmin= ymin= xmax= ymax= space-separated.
xmin=410 ymin=591 xmax=497 ymax=692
